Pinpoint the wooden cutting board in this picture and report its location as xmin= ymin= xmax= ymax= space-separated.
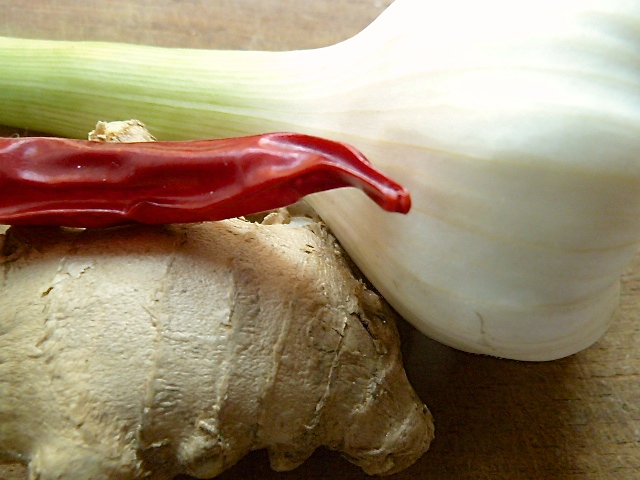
xmin=1 ymin=1 xmax=638 ymax=479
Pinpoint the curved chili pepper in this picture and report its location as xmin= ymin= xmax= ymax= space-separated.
xmin=0 ymin=133 xmax=410 ymax=228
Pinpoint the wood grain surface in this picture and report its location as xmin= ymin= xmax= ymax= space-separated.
xmin=1 ymin=1 xmax=639 ymax=479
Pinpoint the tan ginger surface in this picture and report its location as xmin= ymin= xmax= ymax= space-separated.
xmin=0 ymin=211 xmax=433 ymax=480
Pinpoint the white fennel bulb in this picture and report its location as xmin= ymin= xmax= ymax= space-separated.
xmin=1 ymin=0 xmax=639 ymax=360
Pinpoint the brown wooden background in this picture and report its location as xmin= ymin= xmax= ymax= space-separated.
xmin=1 ymin=1 xmax=638 ymax=479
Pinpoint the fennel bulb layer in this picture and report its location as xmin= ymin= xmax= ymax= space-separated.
xmin=1 ymin=0 xmax=640 ymax=360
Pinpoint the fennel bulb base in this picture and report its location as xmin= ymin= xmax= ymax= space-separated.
xmin=309 ymin=187 xmax=625 ymax=363
xmin=400 ymin=282 xmax=620 ymax=362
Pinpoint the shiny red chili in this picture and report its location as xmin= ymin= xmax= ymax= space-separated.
xmin=0 ymin=132 xmax=410 ymax=228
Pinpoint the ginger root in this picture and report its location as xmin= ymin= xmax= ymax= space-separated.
xmin=0 ymin=212 xmax=433 ymax=479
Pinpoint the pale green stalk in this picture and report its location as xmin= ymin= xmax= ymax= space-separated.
xmin=2 ymin=0 xmax=640 ymax=360
xmin=0 ymin=38 xmax=341 ymax=139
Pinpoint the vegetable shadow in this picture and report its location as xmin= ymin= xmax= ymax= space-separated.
xmin=397 ymin=322 xmax=582 ymax=479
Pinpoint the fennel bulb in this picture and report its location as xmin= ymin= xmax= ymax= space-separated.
xmin=1 ymin=0 xmax=640 ymax=360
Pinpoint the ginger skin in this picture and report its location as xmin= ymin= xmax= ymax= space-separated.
xmin=0 ymin=213 xmax=433 ymax=479
xmin=0 ymin=121 xmax=432 ymax=479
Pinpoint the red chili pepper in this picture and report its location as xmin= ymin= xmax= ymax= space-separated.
xmin=0 ymin=132 xmax=410 ymax=228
